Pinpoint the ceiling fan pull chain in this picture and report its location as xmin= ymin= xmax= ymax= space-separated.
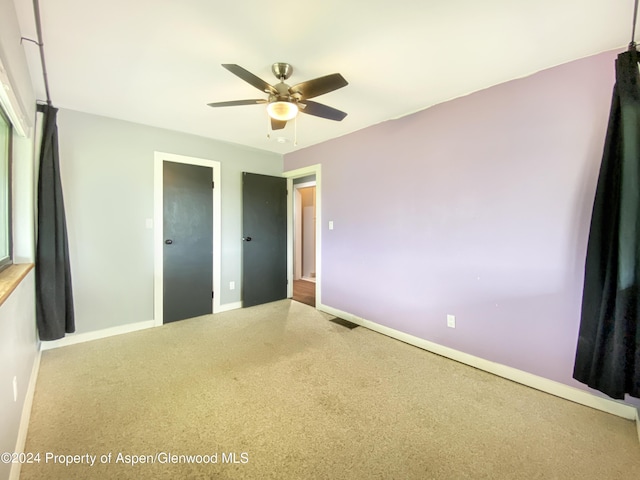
xmin=266 ymin=113 xmax=271 ymax=140
xmin=294 ymin=115 xmax=298 ymax=147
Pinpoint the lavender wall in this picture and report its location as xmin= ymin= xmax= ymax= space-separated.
xmin=284 ymin=50 xmax=636 ymax=402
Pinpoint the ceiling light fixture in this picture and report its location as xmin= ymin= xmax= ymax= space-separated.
xmin=266 ymin=100 xmax=298 ymax=121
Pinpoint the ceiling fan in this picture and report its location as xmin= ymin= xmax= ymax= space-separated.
xmin=207 ymin=63 xmax=348 ymax=130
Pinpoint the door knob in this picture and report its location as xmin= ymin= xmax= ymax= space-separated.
xmin=165 ymin=239 xmax=173 ymax=245
xmin=243 ymin=236 xmax=252 ymax=242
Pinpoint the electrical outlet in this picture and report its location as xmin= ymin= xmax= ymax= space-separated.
xmin=12 ymin=376 xmax=17 ymax=402
xmin=447 ymin=314 xmax=456 ymax=329
xmin=229 ymin=281 xmax=235 ymax=290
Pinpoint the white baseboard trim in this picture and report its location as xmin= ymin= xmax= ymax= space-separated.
xmin=317 ymin=303 xmax=639 ymax=423
xmin=40 ymin=320 xmax=156 ymax=351
xmin=9 ymin=349 xmax=42 ymax=480
xmin=218 ymin=301 xmax=242 ymax=313
xmin=40 ymin=304 xmax=244 ymax=351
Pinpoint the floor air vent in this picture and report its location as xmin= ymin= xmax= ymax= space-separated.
xmin=328 ymin=317 xmax=359 ymax=330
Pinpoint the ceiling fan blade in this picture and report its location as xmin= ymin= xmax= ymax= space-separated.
xmin=271 ymin=118 xmax=287 ymax=130
xmin=207 ymin=99 xmax=266 ymax=107
xmin=222 ymin=64 xmax=277 ymax=95
xmin=299 ymin=100 xmax=347 ymax=121
xmin=290 ymin=73 xmax=348 ymax=100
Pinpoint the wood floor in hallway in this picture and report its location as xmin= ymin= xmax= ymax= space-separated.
xmin=292 ymin=279 xmax=315 ymax=307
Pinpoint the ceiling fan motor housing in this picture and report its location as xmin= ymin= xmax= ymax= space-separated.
xmin=269 ymin=82 xmax=300 ymax=105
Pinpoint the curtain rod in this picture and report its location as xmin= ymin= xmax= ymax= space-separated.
xmin=29 ymin=0 xmax=52 ymax=105
xmin=630 ymin=0 xmax=639 ymax=50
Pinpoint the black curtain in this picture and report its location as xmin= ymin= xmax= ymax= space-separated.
xmin=35 ymin=104 xmax=75 ymax=341
xmin=573 ymin=49 xmax=640 ymax=399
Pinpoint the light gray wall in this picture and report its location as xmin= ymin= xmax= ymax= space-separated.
xmin=0 ymin=271 xmax=36 ymax=479
xmin=0 ymin=0 xmax=38 ymax=478
xmin=57 ymin=109 xmax=283 ymax=334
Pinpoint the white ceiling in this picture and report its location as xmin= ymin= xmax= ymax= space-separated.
xmin=11 ymin=0 xmax=633 ymax=155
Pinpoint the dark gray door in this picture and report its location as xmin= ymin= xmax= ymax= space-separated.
xmin=242 ymin=172 xmax=287 ymax=307
xmin=163 ymin=161 xmax=213 ymax=323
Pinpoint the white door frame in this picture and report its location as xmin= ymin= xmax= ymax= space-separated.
xmin=153 ymin=151 xmax=221 ymax=326
xmin=283 ymin=164 xmax=321 ymax=305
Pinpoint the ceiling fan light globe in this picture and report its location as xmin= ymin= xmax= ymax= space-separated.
xmin=267 ymin=101 xmax=298 ymax=121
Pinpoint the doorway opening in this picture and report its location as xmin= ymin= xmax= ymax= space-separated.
xmin=285 ymin=165 xmax=321 ymax=308
xmin=293 ymin=178 xmax=316 ymax=306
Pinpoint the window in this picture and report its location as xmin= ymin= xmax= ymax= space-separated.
xmin=0 ymin=106 xmax=12 ymax=271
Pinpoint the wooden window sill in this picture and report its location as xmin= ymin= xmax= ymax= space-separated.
xmin=0 ymin=263 xmax=34 ymax=307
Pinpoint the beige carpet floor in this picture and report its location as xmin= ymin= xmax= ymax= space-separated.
xmin=19 ymin=300 xmax=640 ymax=479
